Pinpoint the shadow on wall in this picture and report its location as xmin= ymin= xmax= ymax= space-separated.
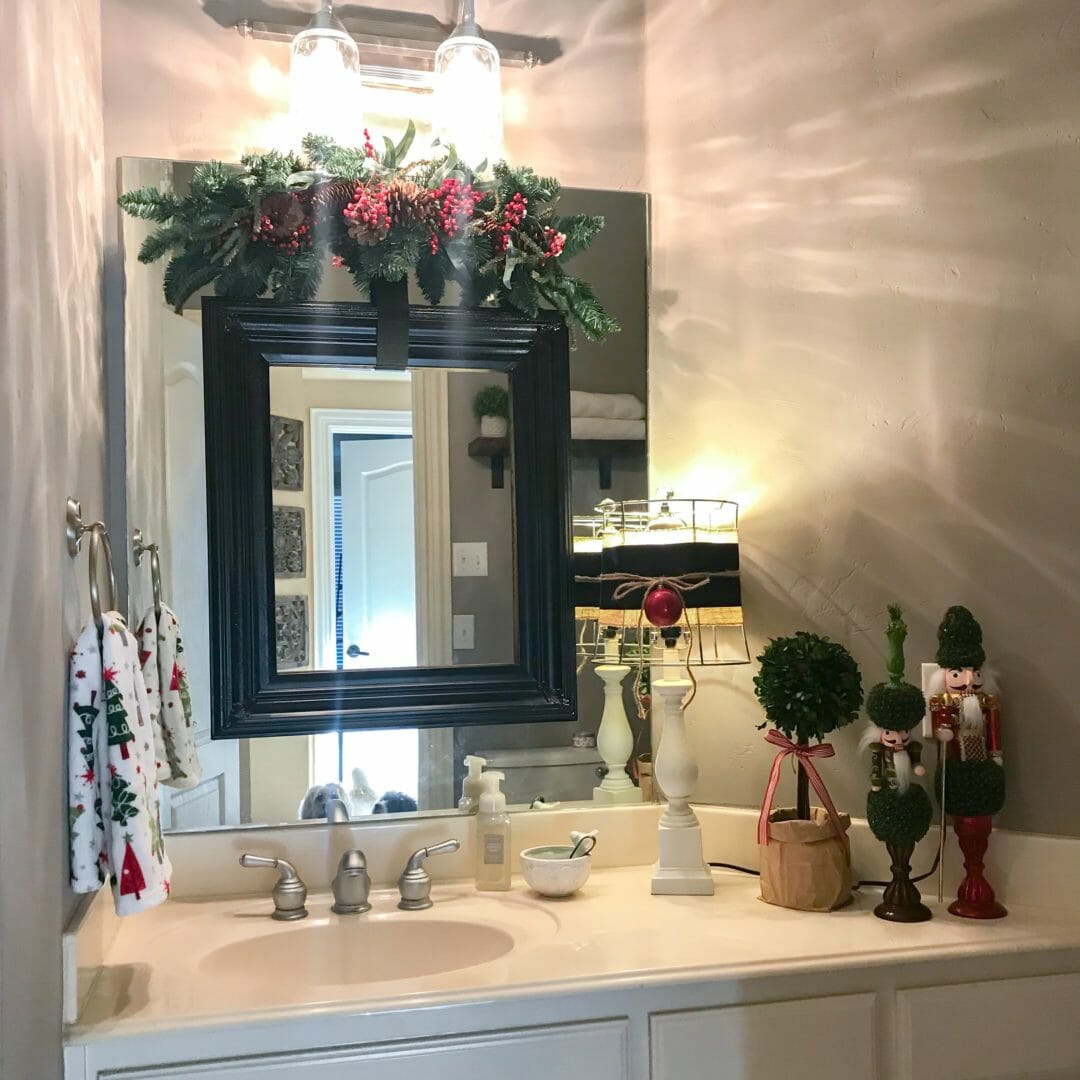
xmin=645 ymin=0 xmax=1080 ymax=835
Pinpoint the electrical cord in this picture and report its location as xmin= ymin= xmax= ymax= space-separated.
xmin=709 ymin=849 xmax=941 ymax=888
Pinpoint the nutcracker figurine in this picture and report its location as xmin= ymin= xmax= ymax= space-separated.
xmin=928 ymin=605 xmax=1007 ymax=919
xmin=861 ymin=605 xmax=933 ymax=922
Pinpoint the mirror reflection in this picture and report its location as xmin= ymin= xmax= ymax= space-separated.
xmin=120 ymin=157 xmax=648 ymax=833
xmin=268 ymin=366 xmax=515 ymax=673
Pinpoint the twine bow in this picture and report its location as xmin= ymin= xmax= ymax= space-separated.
xmin=607 ymin=572 xmax=712 ymax=604
xmin=756 ymin=730 xmax=845 ymax=846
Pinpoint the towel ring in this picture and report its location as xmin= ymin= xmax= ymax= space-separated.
xmin=132 ymin=529 xmax=163 ymax=620
xmin=66 ymin=497 xmax=117 ymax=634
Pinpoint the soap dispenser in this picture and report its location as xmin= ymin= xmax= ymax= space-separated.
xmin=475 ymin=770 xmax=511 ymax=891
xmin=458 ymin=754 xmax=487 ymax=814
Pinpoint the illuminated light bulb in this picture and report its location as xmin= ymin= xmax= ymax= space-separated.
xmin=434 ymin=0 xmax=504 ymax=172
xmin=290 ymin=2 xmax=363 ymax=149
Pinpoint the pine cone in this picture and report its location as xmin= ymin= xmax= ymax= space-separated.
xmin=307 ymin=180 xmax=357 ymax=227
xmin=384 ymin=179 xmax=438 ymax=228
xmin=257 ymin=191 xmax=306 ymax=240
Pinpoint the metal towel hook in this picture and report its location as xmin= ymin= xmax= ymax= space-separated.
xmin=132 ymin=528 xmax=163 ymax=620
xmin=66 ymin=497 xmax=117 ymax=635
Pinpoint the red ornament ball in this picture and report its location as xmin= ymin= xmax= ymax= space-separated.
xmin=643 ymin=586 xmax=683 ymax=628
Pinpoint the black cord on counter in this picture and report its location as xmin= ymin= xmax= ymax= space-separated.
xmin=709 ymin=848 xmax=941 ymax=888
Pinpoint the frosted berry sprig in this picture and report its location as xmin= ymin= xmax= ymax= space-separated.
xmin=435 ymin=177 xmax=481 ymax=241
xmin=543 ymin=227 xmax=567 ymax=261
xmin=495 ymin=192 xmax=528 ymax=255
xmin=363 ymin=128 xmax=378 ymax=160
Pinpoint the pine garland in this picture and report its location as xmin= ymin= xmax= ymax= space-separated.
xmin=118 ymin=121 xmax=619 ymax=343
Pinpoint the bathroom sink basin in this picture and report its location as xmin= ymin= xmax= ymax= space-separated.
xmin=201 ymin=919 xmax=516 ymax=986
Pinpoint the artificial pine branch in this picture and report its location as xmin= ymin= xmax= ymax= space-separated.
xmin=118 ymin=123 xmax=620 ymax=342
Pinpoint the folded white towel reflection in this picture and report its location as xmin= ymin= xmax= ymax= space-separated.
xmin=571 ymin=417 xmax=646 ymax=441
xmin=569 ymin=391 xmax=645 ymax=421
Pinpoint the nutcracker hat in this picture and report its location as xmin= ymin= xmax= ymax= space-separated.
xmin=935 ymin=605 xmax=986 ymax=669
xmin=867 ymin=604 xmax=925 ymax=732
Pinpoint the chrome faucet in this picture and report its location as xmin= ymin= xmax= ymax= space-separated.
xmin=332 ymin=848 xmax=372 ymax=914
xmin=397 ymin=840 xmax=461 ymax=910
xmin=325 ymin=797 xmax=350 ymax=824
xmin=239 ymin=854 xmax=308 ymax=920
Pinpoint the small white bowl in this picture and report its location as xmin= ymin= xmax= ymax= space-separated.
xmin=520 ymin=845 xmax=592 ymax=897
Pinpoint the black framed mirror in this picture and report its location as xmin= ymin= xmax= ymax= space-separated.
xmin=202 ymin=299 xmax=576 ymax=737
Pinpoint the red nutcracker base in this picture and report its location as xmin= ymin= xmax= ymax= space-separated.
xmin=949 ymin=814 xmax=1007 ymax=920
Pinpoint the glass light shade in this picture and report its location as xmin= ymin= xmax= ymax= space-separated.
xmin=290 ymin=12 xmax=363 ymax=148
xmin=433 ymin=34 xmax=504 ymax=170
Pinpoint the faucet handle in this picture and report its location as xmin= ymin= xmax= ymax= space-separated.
xmin=239 ymin=853 xmax=308 ymax=921
xmin=398 ymin=839 xmax=461 ymax=911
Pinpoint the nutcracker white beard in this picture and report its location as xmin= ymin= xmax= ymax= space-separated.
xmin=960 ymin=693 xmax=986 ymax=732
xmin=892 ymin=748 xmax=913 ymax=793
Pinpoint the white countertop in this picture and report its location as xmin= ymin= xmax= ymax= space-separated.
xmin=68 ymin=865 xmax=1080 ymax=1042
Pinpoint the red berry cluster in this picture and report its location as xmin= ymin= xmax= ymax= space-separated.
xmin=363 ymin=128 xmax=377 ymax=160
xmin=436 ymin=178 xmax=481 ymax=238
xmin=344 ymin=181 xmax=391 ymax=243
xmin=331 ymin=255 xmax=345 ymax=268
xmin=429 ymin=177 xmax=482 ymax=255
xmin=543 ymin=227 xmax=566 ymax=261
xmin=496 ymin=192 xmax=528 ymax=254
xmin=251 ymin=214 xmax=311 ymax=254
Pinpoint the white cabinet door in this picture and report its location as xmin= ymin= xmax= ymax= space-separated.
xmin=897 ymin=973 xmax=1080 ymax=1080
xmin=651 ymin=993 xmax=877 ymax=1080
xmin=102 ymin=1020 xmax=628 ymax=1080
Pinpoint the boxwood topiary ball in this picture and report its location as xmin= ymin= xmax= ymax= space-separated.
xmin=867 ymin=784 xmax=933 ymax=846
xmin=866 ymin=681 xmax=925 ymax=732
xmin=936 ymin=759 xmax=1006 ymax=817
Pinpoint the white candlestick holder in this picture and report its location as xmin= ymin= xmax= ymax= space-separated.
xmin=651 ymin=675 xmax=714 ymax=895
xmin=593 ymin=664 xmax=643 ymax=804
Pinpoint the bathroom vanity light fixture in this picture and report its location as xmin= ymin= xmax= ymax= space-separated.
xmin=433 ymin=0 xmax=503 ymax=170
xmin=233 ymin=5 xmax=560 ymax=94
xmin=289 ymin=2 xmax=364 ymax=145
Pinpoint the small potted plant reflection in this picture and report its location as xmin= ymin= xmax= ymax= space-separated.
xmin=753 ymin=631 xmax=863 ymax=912
xmin=474 ymin=385 xmax=510 ymax=438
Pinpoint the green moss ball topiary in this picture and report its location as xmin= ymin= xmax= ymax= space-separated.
xmin=866 ymin=681 xmax=925 ymax=731
xmin=753 ymin=631 xmax=863 ymax=743
xmin=867 ymin=784 xmax=933 ymax=846
xmin=937 ymin=760 xmax=1006 ymax=817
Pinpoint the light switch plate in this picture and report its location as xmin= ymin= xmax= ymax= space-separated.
xmin=452 ymin=542 xmax=488 ymax=577
xmin=453 ymin=614 xmax=476 ymax=650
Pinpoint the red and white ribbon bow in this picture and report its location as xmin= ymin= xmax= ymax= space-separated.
xmin=757 ymin=729 xmax=845 ymax=846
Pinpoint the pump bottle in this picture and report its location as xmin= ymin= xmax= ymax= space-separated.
xmin=475 ymin=770 xmax=511 ymax=891
xmin=458 ymin=755 xmax=487 ymax=814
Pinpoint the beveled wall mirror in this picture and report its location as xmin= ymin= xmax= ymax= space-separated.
xmin=202 ymin=300 xmax=575 ymax=736
xmin=120 ymin=156 xmax=648 ymax=831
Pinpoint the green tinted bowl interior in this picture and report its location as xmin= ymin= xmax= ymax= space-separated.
xmin=522 ymin=846 xmax=576 ymax=860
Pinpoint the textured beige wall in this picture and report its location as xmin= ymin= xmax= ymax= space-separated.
xmin=0 ymin=1 xmax=105 ymax=1076
xmin=644 ymin=0 xmax=1080 ymax=836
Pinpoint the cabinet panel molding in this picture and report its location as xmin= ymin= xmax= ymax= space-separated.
xmin=650 ymin=992 xmax=877 ymax=1080
xmin=99 ymin=1019 xmax=629 ymax=1080
xmin=897 ymin=972 xmax=1080 ymax=1080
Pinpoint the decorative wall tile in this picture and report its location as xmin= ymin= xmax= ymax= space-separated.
xmin=272 ymin=506 xmax=305 ymax=577
xmin=270 ymin=415 xmax=303 ymax=491
xmin=275 ymin=595 xmax=308 ymax=670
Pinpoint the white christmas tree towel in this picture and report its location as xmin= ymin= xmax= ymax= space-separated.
xmin=69 ymin=612 xmax=172 ymax=915
xmin=137 ymin=604 xmax=201 ymax=790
